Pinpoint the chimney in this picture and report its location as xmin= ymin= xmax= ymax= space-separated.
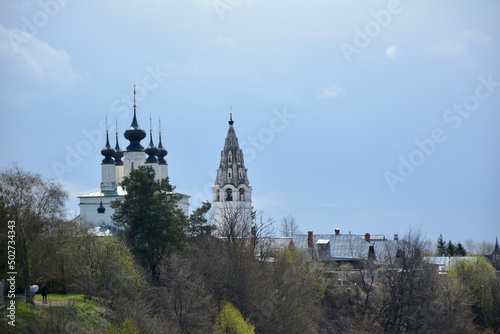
xmin=334 ymin=228 xmax=340 ymax=235
xmin=393 ymin=234 xmax=398 ymax=241
xmin=364 ymin=233 xmax=371 ymax=243
xmin=307 ymin=231 xmax=313 ymax=248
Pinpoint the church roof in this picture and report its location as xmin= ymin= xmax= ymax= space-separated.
xmin=124 ymin=86 xmax=146 ymax=151
xmin=78 ymin=186 xmax=127 ymax=198
xmin=214 ymin=113 xmax=250 ymax=187
xmin=101 ymin=129 xmax=115 ymax=165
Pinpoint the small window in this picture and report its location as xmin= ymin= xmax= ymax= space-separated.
xmin=226 ymin=189 xmax=233 ymax=201
xmin=239 ymin=188 xmax=245 ymax=201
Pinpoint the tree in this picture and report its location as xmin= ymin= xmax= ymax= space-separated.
xmin=111 ymin=165 xmax=188 ymax=282
xmin=186 ymin=201 xmax=213 ymax=238
xmin=378 ymin=229 xmax=438 ymax=333
xmin=213 ymin=202 xmax=253 ymax=244
xmin=280 ymin=214 xmax=299 ymax=237
xmin=0 ymin=163 xmax=68 ymax=303
xmin=436 ymin=234 xmax=446 ymax=256
xmin=214 ymin=301 xmax=255 ymax=334
xmin=455 ymin=242 xmax=466 ymax=256
xmin=446 ymin=240 xmax=456 ymax=257
xmin=449 ymin=256 xmax=500 ymax=331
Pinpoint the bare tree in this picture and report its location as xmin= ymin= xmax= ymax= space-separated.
xmin=213 ymin=201 xmax=253 ymax=243
xmin=378 ymin=228 xmax=437 ymax=333
xmin=252 ymin=210 xmax=277 ymax=260
xmin=280 ymin=214 xmax=299 ymax=237
xmin=464 ymin=239 xmax=494 ymax=255
xmin=0 ymin=163 xmax=68 ymax=303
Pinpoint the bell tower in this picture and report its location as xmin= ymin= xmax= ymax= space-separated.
xmin=212 ymin=114 xmax=252 ymax=236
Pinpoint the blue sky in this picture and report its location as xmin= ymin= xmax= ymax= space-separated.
xmin=1 ymin=0 xmax=499 ymax=245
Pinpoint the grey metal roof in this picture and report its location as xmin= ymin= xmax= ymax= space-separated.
xmin=292 ymin=233 xmax=399 ymax=263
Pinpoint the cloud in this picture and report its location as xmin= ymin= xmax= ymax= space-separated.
xmin=431 ymin=30 xmax=491 ymax=62
xmin=0 ymin=24 xmax=84 ymax=93
xmin=316 ymin=83 xmax=345 ymax=99
xmin=385 ymin=45 xmax=400 ymax=59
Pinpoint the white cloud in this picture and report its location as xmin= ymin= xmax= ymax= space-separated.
xmin=0 ymin=24 xmax=84 ymax=93
xmin=432 ymin=30 xmax=491 ymax=62
xmin=385 ymin=45 xmax=400 ymax=59
xmin=316 ymin=83 xmax=345 ymax=99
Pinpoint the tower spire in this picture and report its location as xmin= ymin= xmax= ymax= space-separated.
xmin=101 ymin=115 xmax=115 ymax=164
xmin=113 ymin=118 xmax=124 ymax=165
xmin=157 ymin=117 xmax=168 ymax=165
xmin=145 ymin=114 xmax=158 ymax=163
xmin=212 ymin=114 xmax=252 ymax=236
xmin=133 ymin=84 xmax=137 ymax=110
xmin=124 ymin=85 xmax=146 ymax=151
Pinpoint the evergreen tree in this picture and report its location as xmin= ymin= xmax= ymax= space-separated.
xmin=111 ymin=165 xmax=188 ymax=281
xmin=446 ymin=240 xmax=456 ymax=257
xmin=436 ymin=234 xmax=446 ymax=256
xmin=186 ymin=201 xmax=213 ymax=237
xmin=455 ymin=242 xmax=467 ymax=256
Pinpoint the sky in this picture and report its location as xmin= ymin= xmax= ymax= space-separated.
xmin=1 ymin=0 xmax=499 ymax=246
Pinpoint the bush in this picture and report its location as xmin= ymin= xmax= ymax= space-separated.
xmin=214 ymin=301 xmax=255 ymax=334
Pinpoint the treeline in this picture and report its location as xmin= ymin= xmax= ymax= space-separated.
xmin=1 ymin=164 xmax=500 ymax=333
xmin=436 ymin=234 xmax=467 ymax=256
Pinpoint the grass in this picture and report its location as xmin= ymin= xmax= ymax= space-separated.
xmin=1 ymin=293 xmax=108 ymax=333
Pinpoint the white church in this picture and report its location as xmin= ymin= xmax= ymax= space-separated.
xmin=78 ymin=87 xmax=252 ymax=235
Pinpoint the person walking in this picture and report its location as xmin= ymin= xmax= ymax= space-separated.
xmin=41 ymin=284 xmax=48 ymax=304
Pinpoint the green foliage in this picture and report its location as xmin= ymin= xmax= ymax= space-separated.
xmin=455 ymin=242 xmax=466 ymax=256
xmin=74 ymin=236 xmax=145 ymax=300
xmin=186 ymin=201 xmax=213 ymax=237
xmin=105 ymin=317 xmax=141 ymax=334
xmin=446 ymin=240 xmax=456 ymax=257
xmin=111 ymin=165 xmax=188 ymax=281
xmin=436 ymin=234 xmax=446 ymax=256
xmin=436 ymin=235 xmax=467 ymax=257
xmin=0 ymin=163 xmax=68 ymax=302
xmin=214 ymin=301 xmax=255 ymax=334
xmin=449 ymin=256 xmax=500 ymax=330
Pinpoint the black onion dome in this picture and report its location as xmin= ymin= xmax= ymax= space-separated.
xmin=145 ymin=131 xmax=158 ymax=163
xmin=124 ymin=109 xmax=146 ymax=151
xmin=101 ymin=131 xmax=115 ymax=164
xmin=113 ymin=133 xmax=124 ymax=166
xmin=157 ymin=133 xmax=168 ymax=165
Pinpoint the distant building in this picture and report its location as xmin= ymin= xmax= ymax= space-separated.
xmin=78 ymin=87 xmax=189 ymax=230
xmin=424 ymin=256 xmax=478 ymax=274
xmin=486 ymin=237 xmax=500 ymax=270
xmin=212 ymin=114 xmax=253 ymax=236
xmin=292 ymin=228 xmax=399 ymax=264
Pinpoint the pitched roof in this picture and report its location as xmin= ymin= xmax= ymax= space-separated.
xmin=292 ymin=233 xmax=398 ymax=262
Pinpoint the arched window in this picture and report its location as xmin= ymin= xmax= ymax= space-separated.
xmin=228 ymin=170 xmax=232 ymax=178
xmin=238 ymin=168 xmax=243 ymax=178
xmin=239 ymin=188 xmax=245 ymax=201
xmin=226 ymin=188 xmax=233 ymax=201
